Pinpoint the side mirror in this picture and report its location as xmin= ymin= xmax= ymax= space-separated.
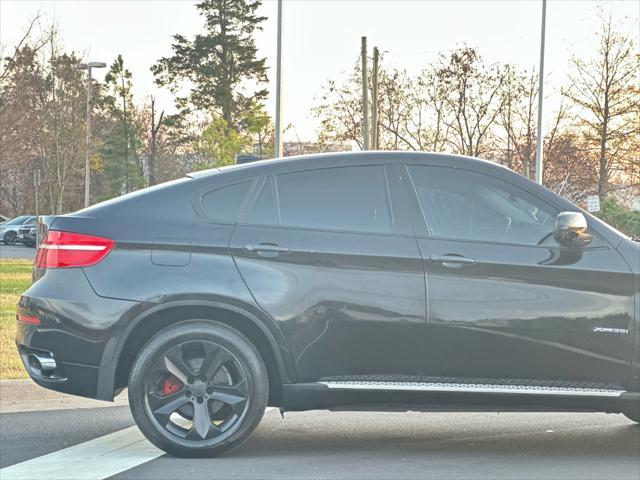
xmin=554 ymin=212 xmax=592 ymax=248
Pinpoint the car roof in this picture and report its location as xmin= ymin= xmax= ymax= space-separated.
xmin=186 ymin=151 xmax=508 ymax=179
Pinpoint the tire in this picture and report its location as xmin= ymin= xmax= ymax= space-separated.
xmin=3 ymin=231 xmax=16 ymax=246
xmin=128 ymin=320 xmax=269 ymax=457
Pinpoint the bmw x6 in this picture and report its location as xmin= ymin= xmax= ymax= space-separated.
xmin=16 ymin=152 xmax=640 ymax=457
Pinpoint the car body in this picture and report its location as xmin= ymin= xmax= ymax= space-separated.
xmin=16 ymin=152 xmax=640 ymax=457
xmin=1 ymin=216 xmax=35 ymax=245
xmin=16 ymin=221 xmax=37 ymax=247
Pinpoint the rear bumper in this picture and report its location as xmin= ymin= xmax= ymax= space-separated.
xmin=15 ymin=268 xmax=141 ymax=401
xmin=16 ymin=322 xmax=102 ymax=399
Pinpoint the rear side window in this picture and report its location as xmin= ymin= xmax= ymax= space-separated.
xmin=201 ymin=181 xmax=251 ymax=223
xmin=276 ymin=166 xmax=393 ymax=233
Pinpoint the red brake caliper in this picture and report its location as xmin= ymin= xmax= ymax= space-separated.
xmin=162 ymin=374 xmax=184 ymax=396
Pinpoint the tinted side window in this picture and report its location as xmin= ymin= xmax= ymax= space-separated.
xmin=276 ymin=166 xmax=393 ymax=233
xmin=201 ymin=181 xmax=251 ymax=223
xmin=244 ymin=177 xmax=276 ymax=225
xmin=408 ymin=166 xmax=557 ymax=245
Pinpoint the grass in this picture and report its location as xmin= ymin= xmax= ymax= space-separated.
xmin=0 ymin=258 xmax=32 ymax=379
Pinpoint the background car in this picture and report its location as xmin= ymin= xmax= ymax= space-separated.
xmin=0 ymin=215 xmax=35 ymax=245
xmin=17 ymin=221 xmax=37 ymax=247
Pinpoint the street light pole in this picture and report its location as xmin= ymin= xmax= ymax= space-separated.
xmin=274 ymin=0 xmax=284 ymax=158
xmin=76 ymin=61 xmax=106 ymax=207
xmin=534 ymin=0 xmax=547 ymax=185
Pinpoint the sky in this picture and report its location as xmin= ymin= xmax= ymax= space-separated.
xmin=1 ymin=0 xmax=638 ymax=141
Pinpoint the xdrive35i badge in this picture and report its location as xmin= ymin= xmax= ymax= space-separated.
xmin=593 ymin=327 xmax=629 ymax=334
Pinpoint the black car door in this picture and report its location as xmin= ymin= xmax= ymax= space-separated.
xmin=404 ymin=164 xmax=635 ymax=387
xmin=229 ymin=162 xmax=427 ymax=382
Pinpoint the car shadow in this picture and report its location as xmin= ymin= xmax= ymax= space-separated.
xmin=229 ymin=412 xmax=640 ymax=460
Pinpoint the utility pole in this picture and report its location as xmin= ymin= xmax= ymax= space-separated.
xmin=506 ymin=67 xmax=512 ymax=170
xmin=75 ymin=61 xmax=106 ymax=208
xmin=122 ymin=73 xmax=129 ymax=194
xmin=33 ymin=167 xmax=41 ymax=245
xmin=274 ymin=0 xmax=284 ymax=158
xmin=33 ymin=169 xmax=41 ymax=218
xmin=371 ymin=47 xmax=379 ymax=150
xmin=149 ymin=96 xmax=164 ymax=186
xmin=361 ymin=36 xmax=369 ymax=150
xmin=534 ymin=0 xmax=547 ymax=185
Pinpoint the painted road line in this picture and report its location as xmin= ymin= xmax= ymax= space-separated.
xmin=0 ymin=407 xmax=276 ymax=480
xmin=0 ymin=426 xmax=162 ymax=480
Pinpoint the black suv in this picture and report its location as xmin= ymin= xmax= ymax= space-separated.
xmin=16 ymin=152 xmax=639 ymax=457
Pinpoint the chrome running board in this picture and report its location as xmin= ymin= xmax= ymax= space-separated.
xmin=319 ymin=381 xmax=626 ymax=397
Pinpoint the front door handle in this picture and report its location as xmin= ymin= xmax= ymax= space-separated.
xmin=428 ymin=254 xmax=476 ymax=268
xmin=243 ymin=243 xmax=291 ymax=257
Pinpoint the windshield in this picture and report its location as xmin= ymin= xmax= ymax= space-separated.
xmin=5 ymin=216 xmax=30 ymax=225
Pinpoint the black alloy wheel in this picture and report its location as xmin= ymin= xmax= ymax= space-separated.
xmin=129 ymin=321 xmax=268 ymax=457
xmin=3 ymin=231 xmax=16 ymax=245
xmin=146 ymin=340 xmax=248 ymax=440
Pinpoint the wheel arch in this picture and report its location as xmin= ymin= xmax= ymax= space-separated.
xmin=103 ymin=300 xmax=295 ymax=405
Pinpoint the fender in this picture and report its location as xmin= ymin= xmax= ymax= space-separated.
xmin=615 ymin=238 xmax=640 ymax=392
xmin=96 ymin=298 xmax=296 ymax=401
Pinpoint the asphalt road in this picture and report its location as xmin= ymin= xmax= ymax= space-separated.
xmin=0 ymin=406 xmax=134 ymax=469
xmin=0 ymin=243 xmax=36 ymax=259
xmin=1 ymin=406 xmax=638 ymax=480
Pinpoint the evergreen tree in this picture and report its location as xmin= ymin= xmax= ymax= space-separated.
xmin=152 ymin=0 xmax=268 ymax=130
xmin=96 ymin=54 xmax=144 ymax=199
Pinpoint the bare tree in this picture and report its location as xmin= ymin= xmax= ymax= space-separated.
xmin=313 ymin=61 xmax=364 ymax=150
xmin=564 ymin=14 xmax=640 ymax=200
xmin=39 ymin=35 xmax=87 ymax=213
xmin=436 ymin=48 xmax=507 ymax=157
xmin=377 ymin=69 xmax=416 ymax=150
xmin=314 ymin=59 xmax=452 ymax=153
xmin=0 ymin=14 xmax=48 ymax=84
xmin=0 ymin=17 xmax=53 ymax=215
xmin=498 ymin=67 xmax=538 ymax=177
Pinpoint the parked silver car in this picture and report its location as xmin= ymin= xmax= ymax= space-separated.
xmin=0 ymin=216 xmax=35 ymax=245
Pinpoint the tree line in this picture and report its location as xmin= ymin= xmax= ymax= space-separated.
xmin=1 ymin=0 xmax=272 ymax=216
xmin=314 ymin=13 xmax=639 ymax=206
xmin=1 ymin=2 xmax=638 ymax=221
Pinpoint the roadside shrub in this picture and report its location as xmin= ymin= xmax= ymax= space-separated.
xmin=595 ymin=199 xmax=640 ymax=238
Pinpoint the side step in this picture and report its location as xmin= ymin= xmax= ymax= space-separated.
xmin=319 ymin=381 xmax=626 ymax=397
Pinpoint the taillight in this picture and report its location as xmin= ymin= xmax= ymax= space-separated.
xmin=17 ymin=314 xmax=40 ymax=325
xmin=35 ymin=231 xmax=114 ymax=268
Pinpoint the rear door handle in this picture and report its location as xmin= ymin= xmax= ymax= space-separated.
xmin=428 ymin=255 xmax=476 ymax=267
xmin=243 ymin=243 xmax=291 ymax=257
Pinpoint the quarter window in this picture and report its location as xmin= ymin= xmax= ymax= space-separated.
xmin=201 ymin=181 xmax=251 ymax=223
xmin=276 ymin=166 xmax=393 ymax=233
xmin=407 ymin=166 xmax=557 ymax=245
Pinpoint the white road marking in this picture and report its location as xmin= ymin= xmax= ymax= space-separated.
xmin=0 ymin=426 xmax=162 ymax=480
xmin=1 ymin=407 xmax=275 ymax=480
